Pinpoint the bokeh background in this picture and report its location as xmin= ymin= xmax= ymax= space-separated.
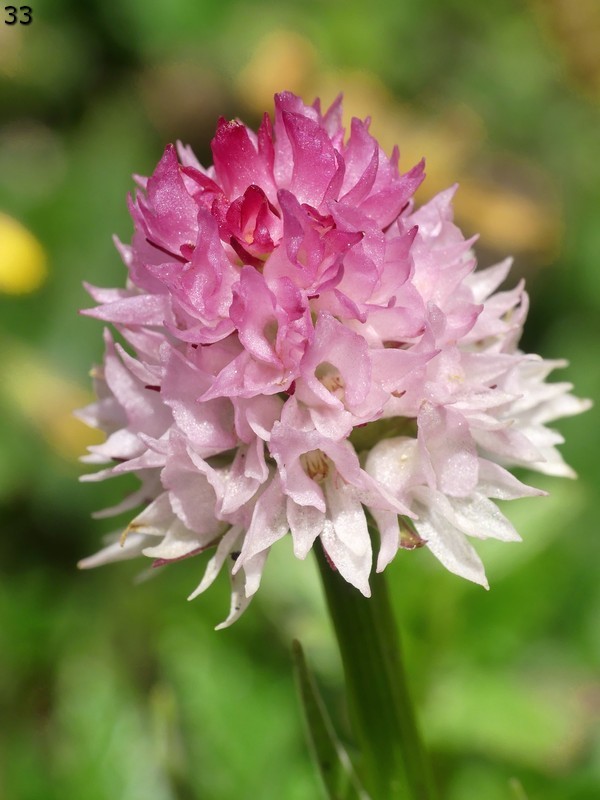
xmin=1 ymin=1 xmax=599 ymax=798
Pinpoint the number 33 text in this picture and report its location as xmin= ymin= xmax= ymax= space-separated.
xmin=4 ymin=6 xmax=32 ymax=24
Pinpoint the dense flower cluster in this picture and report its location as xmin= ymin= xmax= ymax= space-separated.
xmin=79 ymin=92 xmax=589 ymax=627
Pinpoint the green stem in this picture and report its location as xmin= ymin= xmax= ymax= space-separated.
xmin=316 ymin=543 xmax=437 ymax=800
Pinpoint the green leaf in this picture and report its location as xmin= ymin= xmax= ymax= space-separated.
xmin=292 ymin=639 xmax=368 ymax=800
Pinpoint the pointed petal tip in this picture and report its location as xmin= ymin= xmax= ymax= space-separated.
xmin=375 ymin=551 xmax=394 ymax=574
xmin=527 ymin=487 xmax=549 ymax=497
xmin=472 ymin=567 xmax=490 ymax=590
xmin=215 ymin=602 xmax=249 ymax=630
xmin=473 ymin=571 xmax=489 ymax=591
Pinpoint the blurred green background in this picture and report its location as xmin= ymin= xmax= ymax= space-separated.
xmin=0 ymin=1 xmax=599 ymax=798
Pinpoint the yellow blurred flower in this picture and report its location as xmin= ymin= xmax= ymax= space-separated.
xmin=0 ymin=212 xmax=47 ymax=293
xmin=236 ymin=29 xmax=317 ymax=112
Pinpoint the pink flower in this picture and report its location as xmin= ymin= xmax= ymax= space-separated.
xmin=78 ymin=93 xmax=590 ymax=627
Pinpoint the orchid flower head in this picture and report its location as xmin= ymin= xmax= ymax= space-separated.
xmin=78 ymin=92 xmax=590 ymax=627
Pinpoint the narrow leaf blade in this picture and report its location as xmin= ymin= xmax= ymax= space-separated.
xmin=292 ymin=639 xmax=369 ymax=800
